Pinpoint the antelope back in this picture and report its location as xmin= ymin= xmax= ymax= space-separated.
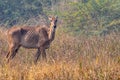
xmin=20 ymin=27 xmax=49 ymax=48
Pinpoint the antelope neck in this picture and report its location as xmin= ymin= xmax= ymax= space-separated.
xmin=48 ymin=26 xmax=56 ymax=41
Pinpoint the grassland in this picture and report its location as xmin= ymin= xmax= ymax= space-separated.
xmin=0 ymin=27 xmax=120 ymax=80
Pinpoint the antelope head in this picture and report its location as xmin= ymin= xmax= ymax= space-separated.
xmin=48 ymin=16 xmax=58 ymax=41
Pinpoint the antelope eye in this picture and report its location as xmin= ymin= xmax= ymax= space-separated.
xmin=54 ymin=26 xmax=56 ymax=28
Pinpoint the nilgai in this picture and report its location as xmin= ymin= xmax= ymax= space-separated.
xmin=6 ymin=16 xmax=58 ymax=63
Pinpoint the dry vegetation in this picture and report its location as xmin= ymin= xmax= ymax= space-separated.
xmin=0 ymin=27 xmax=120 ymax=80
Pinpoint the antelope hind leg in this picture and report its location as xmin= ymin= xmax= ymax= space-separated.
xmin=7 ymin=45 xmax=19 ymax=63
xmin=6 ymin=51 xmax=10 ymax=58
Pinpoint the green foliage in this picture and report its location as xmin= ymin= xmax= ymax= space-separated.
xmin=0 ymin=0 xmax=120 ymax=35
xmin=0 ymin=0 xmax=52 ymax=27
xmin=61 ymin=0 xmax=120 ymax=36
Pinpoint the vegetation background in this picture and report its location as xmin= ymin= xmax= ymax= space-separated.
xmin=0 ymin=0 xmax=120 ymax=80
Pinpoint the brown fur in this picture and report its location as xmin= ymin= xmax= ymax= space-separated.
xmin=6 ymin=16 xmax=58 ymax=63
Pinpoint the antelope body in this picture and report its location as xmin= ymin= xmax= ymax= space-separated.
xmin=6 ymin=16 xmax=58 ymax=63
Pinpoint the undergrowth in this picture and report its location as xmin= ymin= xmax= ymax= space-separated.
xmin=0 ymin=27 xmax=119 ymax=80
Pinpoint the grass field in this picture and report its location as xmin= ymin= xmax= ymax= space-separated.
xmin=0 ymin=28 xmax=120 ymax=80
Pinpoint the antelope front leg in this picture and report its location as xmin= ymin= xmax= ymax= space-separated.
xmin=34 ymin=48 xmax=41 ymax=63
xmin=41 ymin=48 xmax=47 ymax=61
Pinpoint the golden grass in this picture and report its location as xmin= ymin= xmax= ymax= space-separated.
xmin=0 ymin=28 xmax=119 ymax=80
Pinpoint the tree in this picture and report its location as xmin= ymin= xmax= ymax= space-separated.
xmin=60 ymin=0 xmax=120 ymax=35
xmin=0 ymin=0 xmax=52 ymax=27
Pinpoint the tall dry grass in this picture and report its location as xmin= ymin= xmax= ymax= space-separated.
xmin=0 ymin=27 xmax=119 ymax=80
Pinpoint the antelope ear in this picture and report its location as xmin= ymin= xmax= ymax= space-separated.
xmin=55 ymin=16 xmax=58 ymax=19
xmin=48 ymin=17 xmax=52 ymax=21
